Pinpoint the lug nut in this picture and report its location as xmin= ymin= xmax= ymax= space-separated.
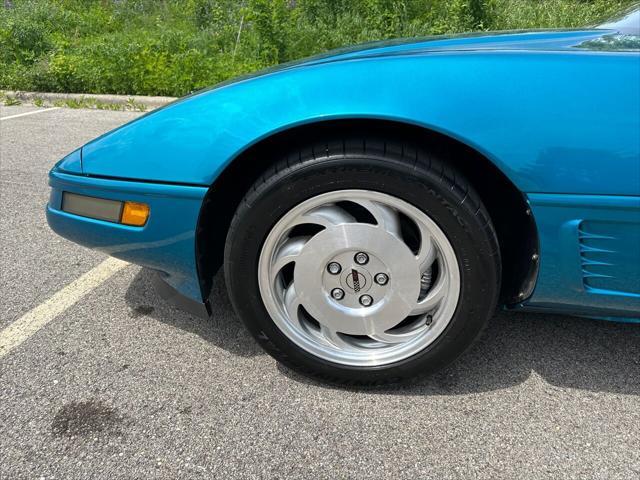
xmin=354 ymin=252 xmax=369 ymax=265
xmin=359 ymin=295 xmax=373 ymax=307
xmin=327 ymin=262 xmax=342 ymax=275
xmin=374 ymin=273 xmax=389 ymax=286
xmin=331 ymin=288 xmax=345 ymax=301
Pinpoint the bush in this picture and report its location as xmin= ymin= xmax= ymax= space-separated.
xmin=0 ymin=0 xmax=633 ymax=96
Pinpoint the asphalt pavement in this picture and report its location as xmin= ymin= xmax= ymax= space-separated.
xmin=0 ymin=105 xmax=638 ymax=479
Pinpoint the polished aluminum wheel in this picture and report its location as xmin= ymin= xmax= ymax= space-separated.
xmin=258 ymin=190 xmax=460 ymax=367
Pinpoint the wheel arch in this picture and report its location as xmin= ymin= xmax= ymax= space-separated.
xmin=196 ymin=118 xmax=538 ymax=306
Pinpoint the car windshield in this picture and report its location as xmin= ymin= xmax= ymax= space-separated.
xmin=596 ymin=6 xmax=640 ymax=35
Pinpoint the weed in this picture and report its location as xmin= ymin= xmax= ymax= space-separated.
xmin=3 ymin=96 xmax=21 ymax=106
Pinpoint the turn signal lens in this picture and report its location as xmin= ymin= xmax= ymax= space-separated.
xmin=121 ymin=201 xmax=150 ymax=226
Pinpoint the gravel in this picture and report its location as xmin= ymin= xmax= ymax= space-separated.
xmin=1 ymin=106 xmax=638 ymax=479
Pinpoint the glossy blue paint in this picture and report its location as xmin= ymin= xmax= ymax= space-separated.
xmin=56 ymin=148 xmax=83 ymax=175
xmin=80 ymin=29 xmax=640 ymax=197
xmin=47 ymin=170 xmax=206 ymax=299
xmin=47 ymin=20 xmax=640 ymax=320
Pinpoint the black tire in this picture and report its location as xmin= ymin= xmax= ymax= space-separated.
xmin=223 ymin=133 xmax=501 ymax=385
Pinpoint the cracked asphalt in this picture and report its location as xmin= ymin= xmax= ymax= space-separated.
xmin=1 ymin=105 xmax=638 ymax=479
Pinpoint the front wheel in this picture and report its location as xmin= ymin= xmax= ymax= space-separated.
xmin=224 ymin=136 xmax=500 ymax=385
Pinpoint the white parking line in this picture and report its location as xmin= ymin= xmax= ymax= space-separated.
xmin=0 ymin=107 xmax=60 ymax=121
xmin=0 ymin=257 xmax=129 ymax=358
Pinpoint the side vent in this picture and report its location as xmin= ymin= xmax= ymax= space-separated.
xmin=578 ymin=222 xmax=615 ymax=288
xmin=578 ymin=220 xmax=640 ymax=295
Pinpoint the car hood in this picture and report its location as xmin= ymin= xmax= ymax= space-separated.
xmin=290 ymin=29 xmax=616 ymax=64
xmin=158 ymin=28 xmax=624 ymax=105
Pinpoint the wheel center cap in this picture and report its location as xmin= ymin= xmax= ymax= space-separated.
xmin=344 ymin=268 xmax=371 ymax=293
xmin=293 ymin=223 xmax=421 ymax=335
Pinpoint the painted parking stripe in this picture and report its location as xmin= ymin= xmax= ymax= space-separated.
xmin=0 ymin=107 xmax=60 ymax=121
xmin=0 ymin=257 xmax=129 ymax=358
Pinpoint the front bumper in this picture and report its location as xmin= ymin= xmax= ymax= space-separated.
xmin=47 ymin=169 xmax=209 ymax=305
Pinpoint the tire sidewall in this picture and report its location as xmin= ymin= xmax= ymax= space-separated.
xmin=224 ymin=156 xmax=499 ymax=384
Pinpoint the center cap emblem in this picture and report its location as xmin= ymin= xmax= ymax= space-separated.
xmin=345 ymin=269 xmax=367 ymax=293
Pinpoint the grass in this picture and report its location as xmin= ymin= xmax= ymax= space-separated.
xmin=0 ymin=0 xmax=634 ymax=97
xmin=0 ymin=91 xmax=148 ymax=110
xmin=51 ymin=97 xmax=147 ymax=112
xmin=3 ymin=96 xmax=22 ymax=106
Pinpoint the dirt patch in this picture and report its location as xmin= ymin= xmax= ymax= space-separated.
xmin=129 ymin=305 xmax=155 ymax=318
xmin=51 ymin=399 xmax=123 ymax=437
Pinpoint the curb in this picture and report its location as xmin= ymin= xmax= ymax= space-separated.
xmin=1 ymin=90 xmax=178 ymax=110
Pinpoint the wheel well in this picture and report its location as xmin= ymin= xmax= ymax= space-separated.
xmin=196 ymin=119 xmax=538 ymax=305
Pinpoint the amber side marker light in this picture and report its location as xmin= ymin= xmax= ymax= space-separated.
xmin=61 ymin=192 xmax=149 ymax=227
xmin=121 ymin=201 xmax=150 ymax=226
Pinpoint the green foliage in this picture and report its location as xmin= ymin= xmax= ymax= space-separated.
xmin=50 ymin=96 xmax=147 ymax=111
xmin=3 ymin=96 xmax=21 ymax=106
xmin=0 ymin=0 xmax=634 ymax=96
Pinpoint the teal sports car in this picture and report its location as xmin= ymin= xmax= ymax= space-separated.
xmin=48 ymin=7 xmax=640 ymax=384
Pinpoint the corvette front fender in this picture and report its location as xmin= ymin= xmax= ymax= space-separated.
xmin=81 ymin=51 xmax=640 ymax=196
